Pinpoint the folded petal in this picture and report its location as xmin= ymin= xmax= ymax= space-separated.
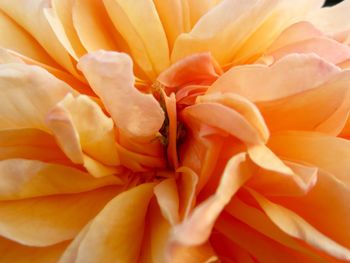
xmin=78 ymin=51 xmax=165 ymax=138
xmin=74 ymin=183 xmax=155 ymax=263
xmin=0 ymin=186 xmax=121 ymax=246
xmin=248 ymin=189 xmax=350 ymax=261
xmin=171 ymin=153 xmax=252 ymax=246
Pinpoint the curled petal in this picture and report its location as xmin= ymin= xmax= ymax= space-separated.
xmin=78 ymin=51 xmax=165 ymax=138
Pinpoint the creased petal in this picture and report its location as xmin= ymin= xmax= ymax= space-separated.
xmin=78 ymin=51 xmax=164 ymax=138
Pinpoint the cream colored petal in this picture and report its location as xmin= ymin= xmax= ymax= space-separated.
xmin=249 ymin=189 xmax=350 ymax=261
xmin=0 ymin=159 xmax=121 ymax=200
xmin=0 ymin=237 xmax=69 ymax=263
xmin=0 ymin=10 xmax=57 ymax=67
xmin=172 ymin=153 xmax=252 ymax=246
xmin=186 ymin=0 xmax=221 ymax=27
xmin=308 ymin=0 xmax=350 ymax=35
xmin=78 ymin=51 xmax=164 ymax=138
xmin=72 ymin=0 xmax=122 ymax=52
xmin=0 ymin=186 xmax=120 ymax=246
xmin=207 ymin=54 xmax=340 ymax=102
xmin=103 ymin=0 xmax=169 ymax=78
xmin=154 ymin=178 xmax=180 ymax=225
xmin=0 ymin=0 xmax=79 ymax=76
xmin=74 ymin=183 xmax=155 ymax=263
xmin=0 ymin=63 xmax=72 ymax=131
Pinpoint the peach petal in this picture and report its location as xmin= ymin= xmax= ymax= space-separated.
xmin=0 ymin=10 xmax=57 ymax=67
xmin=0 ymin=159 xmax=121 ymax=200
xmin=183 ymin=102 xmax=264 ymax=145
xmin=0 ymin=63 xmax=72 ymax=131
xmin=47 ymin=94 xmax=119 ymax=166
xmin=154 ymin=178 xmax=180 ymax=225
xmin=78 ymin=51 xmax=165 ymax=138
xmin=103 ymin=0 xmax=169 ymax=79
xmin=74 ymin=183 xmax=155 ymax=263
xmin=0 ymin=186 xmax=121 ymax=246
xmin=198 ymin=92 xmax=269 ymax=143
xmin=157 ymin=52 xmax=221 ymax=89
xmin=216 ymin=213 xmax=320 ymax=263
xmin=171 ymin=153 xmax=252 ymax=246
xmin=248 ymin=189 xmax=350 ymax=261
xmin=225 ymin=197 xmax=327 ymax=262
xmin=0 ymin=0 xmax=79 ymax=76
xmin=308 ymin=0 xmax=350 ymax=35
xmin=0 ymin=237 xmax=69 ymax=263
xmin=269 ymin=131 xmax=350 ymax=187
xmin=207 ymin=54 xmax=340 ymax=102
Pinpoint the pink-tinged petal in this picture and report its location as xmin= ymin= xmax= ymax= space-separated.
xmin=0 ymin=186 xmax=121 ymax=246
xmin=216 ymin=213 xmax=325 ymax=263
xmin=154 ymin=178 xmax=180 ymax=225
xmin=0 ymin=63 xmax=73 ymax=131
xmin=186 ymin=0 xmax=221 ymax=27
xmin=74 ymin=183 xmax=155 ymax=263
xmin=103 ymin=0 xmax=169 ymax=79
xmin=308 ymin=0 xmax=350 ymax=35
xmin=248 ymin=189 xmax=350 ymax=261
xmin=267 ymin=22 xmax=323 ymax=52
xmin=0 ymin=0 xmax=79 ymax=76
xmin=198 ymin=92 xmax=269 ymax=143
xmin=257 ymin=71 xmax=350 ymax=135
xmin=78 ymin=51 xmax=165 ymax=138
xmin=207 ymin=54 xmax=340 ymax=102
xmin=171 ymin=153 xmax=252 ymax=246
xmin=157 ymin=52 xmax=221 ymax=90
xmin=0 ymin=159 xmax=121 ymax=200
xmin=268 ymin=37 xmax=350 ymax=65
xmin=183 ymin=102 xmax=264 ymax=145
xmin=0 ymin=237 xmax=69 ymax=263
xmin=0 ymin=10 xmax=57 ymax=67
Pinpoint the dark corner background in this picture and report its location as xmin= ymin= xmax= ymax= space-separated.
xmin=325 ymin=0 xmax=344 ymax=6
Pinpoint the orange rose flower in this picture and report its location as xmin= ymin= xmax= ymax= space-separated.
xmin=0 ymin=0 xmax=350 ymax=262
